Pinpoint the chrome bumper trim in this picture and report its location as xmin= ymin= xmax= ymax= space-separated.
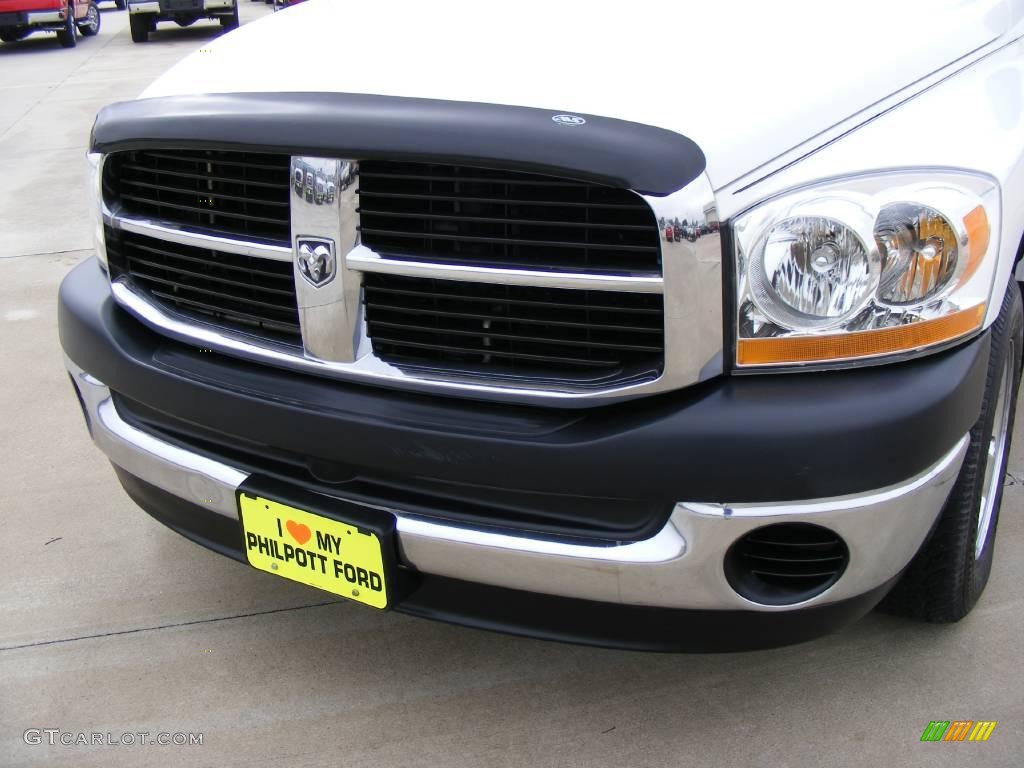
xmin=25 ymin=10 xmax=64 ymax=22
xmin=128 ymin=1 xmax=231 ymax=12
xmin=67 ymin=356 xmax=967 ymax=611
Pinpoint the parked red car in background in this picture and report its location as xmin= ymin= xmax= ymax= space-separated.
xmin=0 ymin=0 xmax=100 ymax=46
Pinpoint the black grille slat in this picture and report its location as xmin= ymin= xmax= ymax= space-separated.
xmin=120 ymin=164 xmax=288 ymax=190
xmin=361 ymin=282 xmax=664 ymax=315
xmin=106 ymin=227 xmax=300 ymax=340
xmin=359 ymin=228 xmax=660 ymax=253
xmin=125 ymin=240 xmax=294 ymax=283
xmin=117 ymin=194 xmax=290 ymax=227
xmin=134 ymin=274 xmax=297 ymax=314
xmin=370 ymin=320 xmax=663 ymax=353
xmin=362 ymin=303 xmax=660 ymax=334
xmin=137 ymin=151 xmax=287 ymax=172
xmin=358 ymin=160 xmax=661 ymax=274
xmin=359 ymin=171 xmax=593 ymax=187
xmin=369 ymin=336 xmax=622 ymax=369
xmin=360 ymin=286 xmax=663 ymax=315
xmin=364 ymin=273 xmax=664 ymax=380
xmin=361 ymin=211 xmax=653 ymax=231
xmin=125 ymin=257 xmax=296 ymax=298
xmin=358 ymin=191 xmax=642 ymax=209
xmin=104 ymin=150 xmax=291 ymax=243
xmin=119 ymin=180 xmax=290 ymax=208
xmin=148 ymin=292 xmax=299 ymax=335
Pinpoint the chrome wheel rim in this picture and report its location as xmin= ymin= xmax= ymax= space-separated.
xmin=976 ymin=339 xmax=1014 ymax=559
xmin=86 ymin=5 xmax=98 ymax=31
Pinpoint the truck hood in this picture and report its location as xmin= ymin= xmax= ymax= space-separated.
xmin=142 ymin=0 xmax=1010 ymax=190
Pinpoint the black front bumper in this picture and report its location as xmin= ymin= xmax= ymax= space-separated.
xmin=59 ymin=258 xmax=988 ymax=650
xmin=59 ymin=259 xmax=989 ymax=537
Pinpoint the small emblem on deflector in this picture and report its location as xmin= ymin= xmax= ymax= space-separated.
xmin=552 ymin=114 xmax=587 ymax=126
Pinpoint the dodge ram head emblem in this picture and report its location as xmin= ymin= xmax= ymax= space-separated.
xmin=296 ymin=237 xmax=336 ymax=287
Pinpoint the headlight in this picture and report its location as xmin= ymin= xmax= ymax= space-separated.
xmin=87 ymin=152 xmax=107 ymax=270
xmin=733 ymin=172 xmax=998 ymax=367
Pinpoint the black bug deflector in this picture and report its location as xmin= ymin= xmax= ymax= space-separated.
xmin=90 ymin=92 xmax=706 ymax=196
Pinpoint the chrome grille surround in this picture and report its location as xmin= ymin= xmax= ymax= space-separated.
xmin=101 ymin=152 xmax=722 ymax=406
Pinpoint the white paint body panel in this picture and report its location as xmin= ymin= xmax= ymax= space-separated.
xmin=140 ymin=0 xmax=1024 ymax=328
xmin=145 ymin=0 xmax=1010 ymax=189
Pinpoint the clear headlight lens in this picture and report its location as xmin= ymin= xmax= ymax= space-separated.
xmin=87 ymin=152 xmax=107 ymax=270
xmin=734 ymin=173 xmax=998 ymax=367
xmin=748 ymin=198 xmax=880 ymax=330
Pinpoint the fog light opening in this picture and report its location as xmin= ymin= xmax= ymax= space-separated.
xmin=724 ymin=523 xmax=849 ymax=606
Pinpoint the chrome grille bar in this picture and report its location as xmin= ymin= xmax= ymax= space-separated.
xmin=110 ymin=215 xmax=292 ymax=262
xmin=346 ymin=248 xmax=664 ymax=292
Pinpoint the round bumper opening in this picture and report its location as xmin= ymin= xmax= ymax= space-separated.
xmin=724 ymin=523 xmax=849 ymax=606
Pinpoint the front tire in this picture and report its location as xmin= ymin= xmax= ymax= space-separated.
xmin=78 ymin=1 xmax=100 ymax=36
xmin=56 ymin=7 xmax=78 ymax=47
xmin=881 ymin=279 xmax=1023 ymax=622
xmin=129 ymin=12 xmax=150 ymax=42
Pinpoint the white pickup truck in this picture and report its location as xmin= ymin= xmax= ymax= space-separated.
xmin=60 ymin=0 xmax=1024 ymax=650
xmin=126 ymin=0 xmax=236 ymax=42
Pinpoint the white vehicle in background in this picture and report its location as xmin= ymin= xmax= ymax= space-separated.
xmin=127 ymin=0 xmax=237 ymax=42
xmin=60 ymin=0 xmax=1024 ymax=651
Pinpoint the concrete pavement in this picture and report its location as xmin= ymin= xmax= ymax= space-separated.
xmin=1 ymin=5 xmax=1022 ymax=766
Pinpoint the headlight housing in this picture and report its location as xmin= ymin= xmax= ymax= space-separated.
xmin=733 ymin=172 xmax=998 ymax=368
xmin=87 ymin=152 xmax=107 ymax=270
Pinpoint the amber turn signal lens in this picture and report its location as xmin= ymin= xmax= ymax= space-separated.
xmin=962 ymin=205 xmax=990 ymax=284
xmin=736 ymin=304 xmax=986 ymax=366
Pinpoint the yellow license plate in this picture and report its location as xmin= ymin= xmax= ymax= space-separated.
xmin=239 ymin=493 xmax=389 ymax=609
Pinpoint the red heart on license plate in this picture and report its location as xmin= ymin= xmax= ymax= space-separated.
xmin=286 ymin=520 xmax=311 ymax=546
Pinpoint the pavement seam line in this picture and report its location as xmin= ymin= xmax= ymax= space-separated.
xmin=0 ymin=248 xmax=93 ymax=260
xmin=0 ymin=599 xmax=343 ymax=652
